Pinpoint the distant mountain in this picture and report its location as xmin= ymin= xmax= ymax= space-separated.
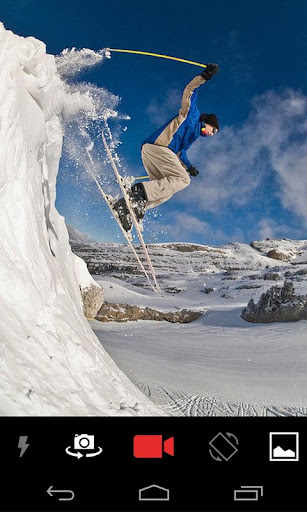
xmin=67 ymin=224 xmax=96 ymax=243
xmin=70 ymin=239 xmax=307 ymax=276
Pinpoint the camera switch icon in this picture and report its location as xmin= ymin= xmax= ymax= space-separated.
xmin=65 ymin=434 xmax=102 ymax=459
xmin=74 ymin=434 xmax=95 ymax=450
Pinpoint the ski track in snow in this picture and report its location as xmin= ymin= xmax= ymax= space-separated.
xmin=135 ymin=383 xmax=307 ymax=417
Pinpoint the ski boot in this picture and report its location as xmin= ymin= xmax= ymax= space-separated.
xmin=113 ymin=197 xmax=132 ymax=232
xmin=113 ymin=183 xmax=147 ymax=232
xmin=129 ymin=183 xmax=147 ymax=222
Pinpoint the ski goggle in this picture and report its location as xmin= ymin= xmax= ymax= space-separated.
xmin=200 ymin=124 xmax=218 ymax=136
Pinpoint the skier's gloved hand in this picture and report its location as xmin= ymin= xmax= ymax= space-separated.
xmin=201 ymin=63 xmax=219 ymax=81
xmin=187 ymin=166 xmax=199 ymax=177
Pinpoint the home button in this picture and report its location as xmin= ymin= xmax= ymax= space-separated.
xmin=139 ymin=484 xmax=170 ymax=502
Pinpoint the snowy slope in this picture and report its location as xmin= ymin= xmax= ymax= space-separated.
xmin=69 ymin=238 xmax=307 ymax=416
xmin=0 ymin=23 xmax=161 ymax=416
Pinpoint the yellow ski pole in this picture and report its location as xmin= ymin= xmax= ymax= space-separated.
xmin=133 ymin=175 xmax=150 ymax=181
xmin=107 ymin=48 xmax=207 ymax=68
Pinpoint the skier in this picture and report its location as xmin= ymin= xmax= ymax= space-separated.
xmin=114 ymin=63 xmax=220 ymax=231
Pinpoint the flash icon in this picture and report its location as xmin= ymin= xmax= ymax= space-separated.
xmin=18 ymin=436 xmax=30 ymax=457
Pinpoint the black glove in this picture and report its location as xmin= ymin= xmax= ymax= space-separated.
xmin=187 ymin=166 xmax=199 ymax=177
xmin=201 ymin=63 xmax=219 ymax=81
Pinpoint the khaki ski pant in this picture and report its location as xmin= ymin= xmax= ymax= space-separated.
xmin=141 ymin=143 xmax=191 ymax=209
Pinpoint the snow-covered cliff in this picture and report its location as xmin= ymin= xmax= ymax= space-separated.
xmin=0 ymin=23 xmax=161 ymax=415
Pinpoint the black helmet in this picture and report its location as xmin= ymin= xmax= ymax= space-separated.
xmin=200 ymin=113 xmax=219 ymax=131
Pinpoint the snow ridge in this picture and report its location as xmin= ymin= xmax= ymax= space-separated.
xmin=0 ymin=23 xmax=161 ymax=416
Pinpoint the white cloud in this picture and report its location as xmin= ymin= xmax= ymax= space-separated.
xmin=256 ymin=218 xmax=303 ymax=240
xmin=257 ymin=218 xmax=276 ymax=239
xmin=170 ymin=212 xmax=211 ymax=238
xmin=146 ymin=87 xmax=181 ymax=127
xmin=271 ymin=141 xmax=307 ymax=225
xmin=147 ymin=211 xmax=242 ymax=244
xmin=182 ymin=88 xmax=307 ymax=228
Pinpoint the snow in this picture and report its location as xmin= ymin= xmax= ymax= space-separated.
xmin=54 ymin=47 xmax=106 ymax=79
xmin=0 ymin=23 xmax=162 ymax=416
xmin=1 ymin=22 xmax=306 ymax=418
xmin=72 ymin=240 xmax=307 ymax=416
xmin=251 ymin=239 xmax=307 ymax=263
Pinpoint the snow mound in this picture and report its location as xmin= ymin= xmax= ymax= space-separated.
xmin=0 ymin=23 xmax=161 ymax=416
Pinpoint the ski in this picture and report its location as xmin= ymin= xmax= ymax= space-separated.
xmin=101 ymin=130 xmax=161 ymax=294
xmin=84 ymin=148 xmax=156 ymax=292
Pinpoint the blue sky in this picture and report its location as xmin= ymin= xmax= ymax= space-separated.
xmin=2 ymin=0 xmax=307 ymax=245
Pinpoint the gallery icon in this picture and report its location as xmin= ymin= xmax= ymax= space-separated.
xmin=133 ymin=435 xmax=174 ymax=458
xmin=65 ymin=434 xmax=103 ymax=459
xmin=269 ymin=432 xmax=299 ymax=461
xmin=209 ymin=432 xmax=239 ymax=462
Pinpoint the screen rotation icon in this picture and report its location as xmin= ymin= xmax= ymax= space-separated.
xmin=209 ymin=432 xmax=239 ymax=461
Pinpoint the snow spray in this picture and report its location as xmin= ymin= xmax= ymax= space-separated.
xmin=55 ymin=47 xmax=130 ymax=197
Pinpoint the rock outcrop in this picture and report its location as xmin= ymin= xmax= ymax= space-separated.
xmin=266 ymin=249 xmax=289 ymax=261
xmin=241 ymin=281 xmax=307 ymax=323
xmin=81 ymin=285 xmax=104 ymax=320
xmin=72 ymin=253 xmax=104 ymax=319
xmin=96 ymin=302 xmax=203 ymax=323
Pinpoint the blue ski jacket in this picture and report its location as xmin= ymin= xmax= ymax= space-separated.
xmin=142 ymin=74 xmax=206 ymax=169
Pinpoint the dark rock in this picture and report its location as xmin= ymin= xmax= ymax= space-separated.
xmin=159 ymin=243 xmax=210 ymax=253
xmin=236 ymin=284 xmax=262 ymax=290
xmin=203 ymin=287 xmax=214 ymax=294
xmin=250 ymin=241 xmax=261 ymax=251
xmin=164 ymin=287 xmax=186 ymax=294
xmin=266 ymin=249 xmax=289 ymax=261
xmin=295 ymin=268 xmax=307 ymax=276
xmin=263 ymin=272 xmax=280 ymax=281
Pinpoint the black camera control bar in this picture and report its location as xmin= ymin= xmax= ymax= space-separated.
xmin=1 ymin=417 xmax=306 ymax=512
